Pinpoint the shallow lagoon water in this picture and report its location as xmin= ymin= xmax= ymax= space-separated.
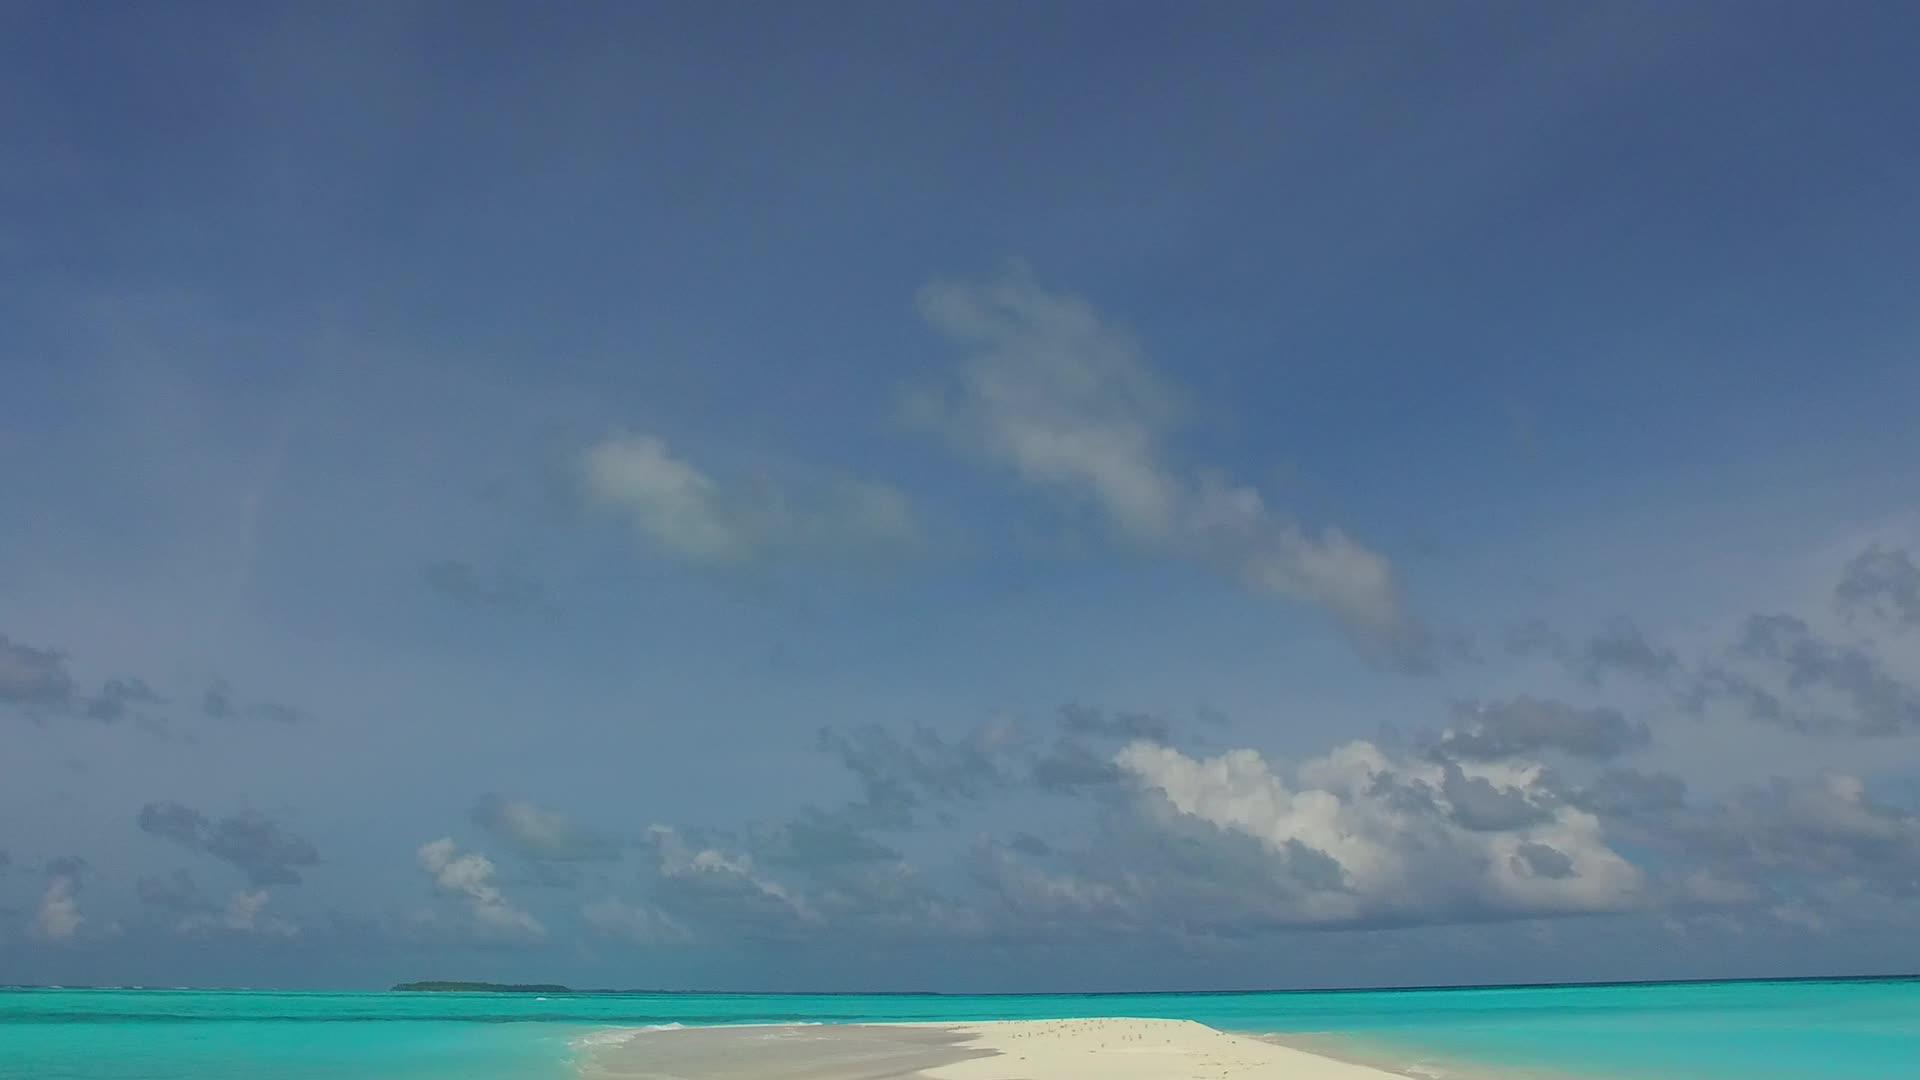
xmin=3 ymin=977 xmax=1916 ymax=1079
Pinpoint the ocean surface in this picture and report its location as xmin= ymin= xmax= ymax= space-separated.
xmin=3 ymin=977 xmax=1916 ymax=1079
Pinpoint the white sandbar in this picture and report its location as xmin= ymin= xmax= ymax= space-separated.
xmin=579 ymin=1017 xmax=1414 ymax=1079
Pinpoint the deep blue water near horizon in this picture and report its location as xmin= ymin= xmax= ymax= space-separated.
xmin=3 ymin=977 xmax=1917 ymax=1079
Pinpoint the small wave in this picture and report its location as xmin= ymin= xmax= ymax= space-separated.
xmin=570 ymin=1029 xmax=639 ymax=1050
xmin=570 ymin=1021 xmax=692 ymax=1049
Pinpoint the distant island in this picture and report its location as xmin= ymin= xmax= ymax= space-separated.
xmin=392 ymin=981 xmax=573 ymax=993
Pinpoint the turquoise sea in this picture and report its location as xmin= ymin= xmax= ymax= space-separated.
xmin=3 ymin=978 xmax=1916 ymax=1079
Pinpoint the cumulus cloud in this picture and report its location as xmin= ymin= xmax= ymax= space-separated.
xmin=1518 ymin=545 xmax=1920 ymax=738
xmin=1113 ymin=740 xmax=1644 ymax=927
xmin=1505 ymin=620 xmax=1679 ymax=684
xmin=976 ymin=804 xmax=1367 ymax=939
xmin=910 ymin=265 xmax=1426 ymax=667
xmin=137 ymin=802 xmax=321 ymax=886
xmin=376 ymin=681 xmax=1912 ymax=948
xmin=816 ymin=723 xmax=1015 ymax=828
xmin=753 ymin=703 xmax=1657 ymax=940
xmin=814 ymin=708 xmax=1182 ymax=807
xmin=1835 ymin=545 xmax=1920 ymax=628
xmin=1671 ymin=773 xmax=1920 ymax=900
xmin=640 ymin=826 xmax=815 ymax=940
xmin=137 ymin=868 xmax=210 ymax=918
xmin=1057 ymin=703 xmax=1169 ymax=741
xmin=1512 ymin=841 xmax=1576 ymax=880
xmin=580 ymin=432 xmax=916 ymax=563
xmin=1584 ymin=623 xmax=1682 ymax=682
xmin=846 ymin=868 xmax=989 ymax=940
xmin=1032 ymin=735 xmax=1125 ymax=792
xmin=34 ymin=858 xmax=87 ymax=941
xmin=178 ymin=889 xmax=296 ymax=937
xmin=623 ymin=715 xmax=1143 ymax=944
xmin=582 ymin=897 xmax=692 ymax=945
xmin=427 ymin=696 xmax=1913 ymax=947
xmin=629 ymin=711 xmax=1196 ymax=944
xmin=0 ymin=632 xmax=76 ymax=709
xmin=1430 ymin=697 xmax=1650 ymax=762
xmin=912 ymin=266 xmax=1183 ymax=540
xmin=470 ymin=795 xmax=616 ymax=862
xmin=1439 ymin=761 xmax=1556 ymax=831
xmin=581 ymin=433 xmax=746 ymax=560
xmin=216 ymin=656 xmax=1893 ymax=954
xmin=137 ymin=802 xmax=207 ymax=847
xmin=141 ymin=872 xmax=294 ymax=939
xmin=84 ymin=677 xmax=165 ymax=723
xmin=1700 ymin=614 xmax=1920 ymax=735
xmin=416 ymin=838 xmax=545 ymax=940
xmin=697 ymin=818 xmax=979 ymax=944
xmin=969 ymin=838 xmax=1135 ymax=930
xmin=751 ymin=809 xmax=902 ymax=869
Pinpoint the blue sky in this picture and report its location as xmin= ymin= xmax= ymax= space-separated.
xmin=5 ymin=2 xmax=1920 ymax=991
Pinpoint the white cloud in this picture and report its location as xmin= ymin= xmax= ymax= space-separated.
xmin=471 ymin=795 xmax=614 ymax=862
xmin=913 ymin=265 xmax=1422 ymax=663
xmin=970 ymin=840 xmax=1133 ymax=924
xmin=0 ymin=632 xmax=75 ymax=707
xmin=581 ymin=434 xmax=751 ymax=562
xmin=179 ymin=889 xmax=297 ymax=937
xmin=914 ymin=269 xmax=1182 ymax=542
xmin=34 ymin=874 xmax=84 ymax=941
xmin=1115 ymin=739 xmax=1644 ymax=926
xmin=1673 ymin=772 xmax=1920 ymax=897
xmin=581 ymin=433 xmax=916 ymax=563
xmin=416 ymin=838 xmax=545 ymax=941
xmin=581 ymin=897 xmax=692 ymax=945
xmin=642 ymin=825 xmax=816 ymax=933
xmin=1238 ymin=515 xmax=1412 ymax=646
xmin=1433 ymin=696 xmax=1649 ymax=761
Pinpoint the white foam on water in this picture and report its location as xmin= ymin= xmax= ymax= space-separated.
xmin=569 ymin=1028 xmax=643 ymax=1050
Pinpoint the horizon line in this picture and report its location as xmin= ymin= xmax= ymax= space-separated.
xmin=6 ymin=970 xmax=1916 ymax=998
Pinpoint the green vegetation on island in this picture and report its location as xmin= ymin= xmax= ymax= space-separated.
xmin=392 ymin=981 xmax=572 ymax=993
